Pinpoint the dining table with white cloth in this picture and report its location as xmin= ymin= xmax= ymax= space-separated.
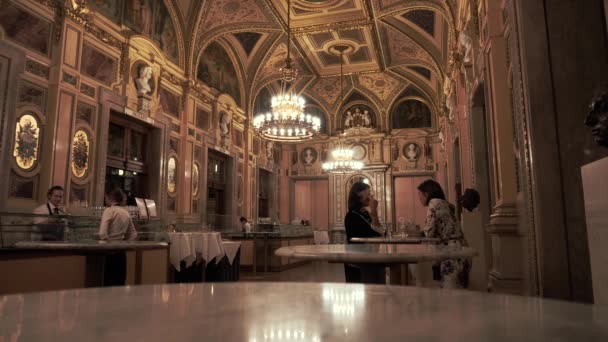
xmin=165 ymin=232 xmax=240 ymax=271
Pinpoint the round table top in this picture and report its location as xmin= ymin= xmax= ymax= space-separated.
xmin=1 ymin=282 xmax=606 ymax=341
xmin=350 ymin=236 xmax=440 ymax=244
xmin=275 ymin=244 xmax=477 ymax=264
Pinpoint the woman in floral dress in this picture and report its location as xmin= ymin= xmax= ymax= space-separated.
xmin=417 ymin=179 xmax=470 ymax=289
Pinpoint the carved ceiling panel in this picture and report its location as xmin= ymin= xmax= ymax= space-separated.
xmin=201 ymin=0 xmax=271 ymax=31
xmin=271 ymin=0 xmax=367 ymax=27
xmin=383 ymin=25 xmax=436 ymax=68
xmin=296 ymin=27 xmax=379 ymax=75
xmin=356 ymin=72 xmax=403 ymax=103
xmin=256 ymin=42 xmax=311 ymax=85
xmin=307 ymin=76 xmax=353 ymax=109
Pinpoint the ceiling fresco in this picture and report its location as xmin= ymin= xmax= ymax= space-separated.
xmin=84 ymin=0 xmax=457 ymax=130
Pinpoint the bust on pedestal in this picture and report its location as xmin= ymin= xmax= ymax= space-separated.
xmin=135 ymin=65 xmax=153 ymax=112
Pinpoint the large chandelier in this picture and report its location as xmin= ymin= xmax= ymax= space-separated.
xmin=322 ymin=45 xmax=364 ymax=174
xmin=252 ymin=0 xmax=320 ymax=142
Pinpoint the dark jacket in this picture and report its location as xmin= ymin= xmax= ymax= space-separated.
xmin=344 ymin=209 xmax=381 ymax=243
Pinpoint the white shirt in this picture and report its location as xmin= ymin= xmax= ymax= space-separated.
xmin=242 ymin=222 xmax=252 ymax=233
xmin=33 ymin=202 xmax=64 ymax=224
xmin=98 ymin=206 xmax=137 ymax=241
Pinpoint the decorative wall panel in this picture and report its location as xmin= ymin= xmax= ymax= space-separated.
xmin=70 ymin=129 xmax=90 ymax=178
xmin=167 ymin=156 xmax=177 ymax=193
xmin=9 ymin=171 xmax=36 ymax=199
xmin=0 ymin=3 xmax=51 ymax=55
xmin=80 ymin=44 xmax=117 ymax=85
xmin=13 ymin=114 xmax=40 ymax=171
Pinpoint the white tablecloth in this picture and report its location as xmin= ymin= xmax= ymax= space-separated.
xmin=168 ymin=232 xmax=223 ymax=271
xmin=222 ymin=241 xmax=242 ymax=266
xmin=167 ymin=232 xmax=242 ymax=270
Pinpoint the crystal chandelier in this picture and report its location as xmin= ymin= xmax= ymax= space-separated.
xmin=322 ymin=45 xmax=364 ymax=174
xmin=252 ymin=0 xmax=320 ymax=142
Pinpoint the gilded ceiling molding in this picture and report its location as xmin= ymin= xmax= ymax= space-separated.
xmin=291 ymin=19 xmax=373 ymax=36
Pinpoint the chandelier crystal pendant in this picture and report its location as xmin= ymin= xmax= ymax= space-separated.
xmin=322 ymin=45 xmax=364 ymax=174
xmin=252 ymin=0 xmax=321 ymax=142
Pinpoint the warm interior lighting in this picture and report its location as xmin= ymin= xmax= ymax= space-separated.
xmin=321 ymin=45 xmax=364 ymax=173
xmin=252 ymin=0 xmax=320 ymax=142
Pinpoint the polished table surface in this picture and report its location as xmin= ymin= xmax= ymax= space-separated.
xmin=275 ymin=244 xmax=477 ymax=263
xmin=350 ymin=236 xmax=440 ymax=244
xmin=0 ymin=282 xmax=607 ymax=341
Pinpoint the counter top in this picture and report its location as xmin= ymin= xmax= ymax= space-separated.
xmin=275 ymin=244 xmax=477 ymax=264
xmin=0 ymin=282 xmax=606 ymax=341
xmin=223 ymin=231 xmax=312 ymax=239
xmin=9 ymin=241 xmax=168 ymax=251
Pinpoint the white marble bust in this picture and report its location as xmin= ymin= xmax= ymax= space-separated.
xmin=135 ymin=65 xmax=153 ymax=95
xmin=220 ymin=112 xmax=231 ymax=136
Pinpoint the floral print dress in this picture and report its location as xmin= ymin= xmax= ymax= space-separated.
xmin=423 ymin=198 xmax=470 ymax=289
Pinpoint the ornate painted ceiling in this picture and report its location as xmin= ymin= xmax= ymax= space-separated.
xmin=128 ymin=0 xmax=457 ymax=129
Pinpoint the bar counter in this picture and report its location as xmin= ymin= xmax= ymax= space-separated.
xmin=0 ymin=241 xmax=169 ymax=295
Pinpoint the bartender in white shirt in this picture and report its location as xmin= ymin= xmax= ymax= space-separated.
xmin=32 ymin=186 xmax=67 ymax=241
xmin=98 ymin=188 xmax=137 ymax=241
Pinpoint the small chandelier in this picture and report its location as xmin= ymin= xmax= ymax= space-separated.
xmin=322 ymin=45 xmax=364 ymax=174
xmin=252 ymin=0 xmax=320 ymax=142
xmin=322 ymin=133 xmax=364 ymax=173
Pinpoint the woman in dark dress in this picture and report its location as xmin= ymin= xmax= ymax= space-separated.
xmin=343 ymin=181 xmax=386 ymax=283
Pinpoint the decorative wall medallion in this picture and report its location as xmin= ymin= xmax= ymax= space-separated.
xmin=300 ymin=147 xmax=317 ymax=165
xmin=403 ymin=142 xmax=420 ymax=161
xmin=351 ymin=143 xmax=366 ymax=160
xmin=192 ymin=163 xmax=200 ymax=197
xmin=13 ymin=114 xmax=40 ymax=170
xmin=70 ymin=129 xmax=90 ymax=178
xmin=167 ymin=157 xmax=177 ymax=193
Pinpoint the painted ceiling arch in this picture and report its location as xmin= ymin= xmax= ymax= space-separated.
xmin=130 ymin=0 xmax=458 ymax=125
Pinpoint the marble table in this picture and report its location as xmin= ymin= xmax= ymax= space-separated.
xmin=276 ymin=244 xmax=477 ymax=285
xmin=1 ymin=282 xmax=606 ymax=341
xmin=350 ymin=236 xmax=440 ymax=244
xmin=275 ymin=244 xmax=476 ymax=264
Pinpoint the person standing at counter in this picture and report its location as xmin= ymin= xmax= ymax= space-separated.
xmin=32 ymin=186 xmax=67 ymax=241
xmin=240 ymin=217 xmax=252 ymax=233
xmin=98 ymin=188 xmax=137 ymax=286
xmin=98 ymin=188 xmax=137 ymax=241
xmin=344 ymin=181 xmax=386 ymax=283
